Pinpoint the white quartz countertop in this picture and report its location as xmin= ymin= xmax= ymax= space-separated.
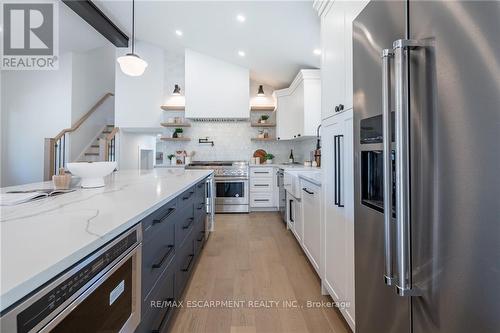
xmin=299 ymin=172 xmax=322 ymax=186
xmin=0 ymin=169 xmax=212 ymax=312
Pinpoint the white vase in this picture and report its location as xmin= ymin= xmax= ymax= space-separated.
xmin=170 ymin=158 xmax=176 ymax=165
xmin=266 ymin=159 xmax=273 ymax=164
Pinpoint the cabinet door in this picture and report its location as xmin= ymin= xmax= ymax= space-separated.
xmin=293 ymin=81 xmax=305 ymax=139
xmin=276 ymin=93 xmax=294 ymax=140
xmin=302 ymin=181 xmax=321 ymax=271
xmin=341 ymin=112 xmax=355 ymax=328
xmin=321 ymin=1 xmax=345 ymax=120
xmin=293 ymin=197 xmax=303 ymax=244
xmin=344 ymin=0 xmax=370 ymax=111
xmin=322 ymin=119 xmax=345 ymax=301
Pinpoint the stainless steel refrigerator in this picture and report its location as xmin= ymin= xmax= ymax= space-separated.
xmin=353 ymin=1 xmax=500 ymax=332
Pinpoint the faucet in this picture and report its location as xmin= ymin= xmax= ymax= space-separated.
xmin=316 ymin=124 xmax=321 ymax=149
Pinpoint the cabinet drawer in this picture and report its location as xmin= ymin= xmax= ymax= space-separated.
xmin=175 ymin=206 xmax=195 ymax=249
xmin=142 ymin=199 xmax=177 ymax=241
xmin=195 ymin=203 xmax=206 ymax=224
xmin=250 ymin=192 xmax=275 ymax=207
xmin=195 ymin=180 xmax=205 ymax=203
xmin=142 ymin=215 xmax=175 ymax=299
xmin=178 ymin=185 xmax=196 ymax=210
xmin=250 ymin=178 xmax=273 ymax=192
xmin=175 ymin=236 xmax=195 ymax=298
xmin=194 ymin=222 xmax=205 ymax=256
xmin=194 ymin=195 xmax=205 ymax=215
xmin=137 ymin=268 xmax=176 ymax=333
xmin=250 ymin=167 xmax=274 ymax=178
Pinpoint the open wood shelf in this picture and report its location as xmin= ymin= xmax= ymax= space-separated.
xmin=250 ymin=105 xmax=276 ymax=112
xmin=160 ymin=122 xmax=191 ymax=127
xmin=251 ymin=122 xmax=276 ymax=127
xmin=251 ymin=137 xmax=276 ymax=141
xmin=160 ymin=105 xmax=185 ymax=111
xmin=159 ymin=137 xmax=191 ymax=141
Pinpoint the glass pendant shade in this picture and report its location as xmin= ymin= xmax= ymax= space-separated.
xmin=117 ymin=53 xmax=148 ymax=77
xmin=117 ymin=0 xmax=147 ymax=77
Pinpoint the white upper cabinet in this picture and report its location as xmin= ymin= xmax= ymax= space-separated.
xmin=274 ymin=70 xmax=321 ymax=140
xmin=185 ymin=49 xmax=250 ymax=119
xmin=320 ymin=1 xmax=345 ymax=120
xmin=318 ymin=0 xmax=369 ymax=120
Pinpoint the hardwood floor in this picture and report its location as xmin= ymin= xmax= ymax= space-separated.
xmin=169 ymin=212 xmax=351 ymax=333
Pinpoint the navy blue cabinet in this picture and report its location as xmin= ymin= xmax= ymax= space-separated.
xmin=136 ymin=178 xmax=207 ymax=333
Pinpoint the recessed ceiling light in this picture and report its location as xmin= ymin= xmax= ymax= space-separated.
xmin=313 ymin=48 xmax=322 ymax=55
xmin=236 ymin=14 xmax=246 ymax=22
xmin=238 ymin=50 xmax=246 ymax=57
xmin=175 ymin=30 xmax=183 ymax=37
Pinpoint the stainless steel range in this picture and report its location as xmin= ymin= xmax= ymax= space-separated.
xmin=186 ymin=161 xmax=249 ymax=213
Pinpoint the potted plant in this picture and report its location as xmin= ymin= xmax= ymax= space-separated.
xmin=260 ymin=115 xmax=269 ymax=124
xmin=265 ymin=153 xmax=275 ymax=164
xmin=173 ymin=128 xmax=183 ymax=138
xmin=167 ymin=154 xmax=175 ymax=165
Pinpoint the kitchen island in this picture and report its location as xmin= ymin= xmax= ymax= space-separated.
xmin=0 ymin=168 xmax=212 ymax=315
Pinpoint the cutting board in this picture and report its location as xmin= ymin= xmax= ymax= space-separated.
xmin=253 ymin=149 xmax=267 ymax=164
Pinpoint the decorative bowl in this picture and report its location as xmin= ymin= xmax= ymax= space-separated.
xmin=67 ymin=162 xmax=117 ymax=188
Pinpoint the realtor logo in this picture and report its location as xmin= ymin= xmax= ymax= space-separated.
xmin=1 ymin=0 xmax=59 ymax=70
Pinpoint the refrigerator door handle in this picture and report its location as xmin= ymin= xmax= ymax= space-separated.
xmin=393 ymin=39 xmax=424 ymax=297
xmin=382 ymin=49 xmax=394 ymax=287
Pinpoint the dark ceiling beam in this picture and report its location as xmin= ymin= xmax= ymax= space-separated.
xmin=62 ymin=0 xmax=129 ymax=47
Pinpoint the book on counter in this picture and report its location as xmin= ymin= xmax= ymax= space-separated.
xmin=0 ymin=189 xmax=75 ymax=206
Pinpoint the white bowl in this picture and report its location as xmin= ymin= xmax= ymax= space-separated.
xmin=67 ymin=162 xmax=117 ymax=188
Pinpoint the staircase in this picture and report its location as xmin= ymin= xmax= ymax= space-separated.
xmin=80 ymin=125 xmax=115 ymax=162
xmin=44 ymin=93 xmax=119 ymax=180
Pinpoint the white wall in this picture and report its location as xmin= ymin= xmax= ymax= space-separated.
xmin=1 ymin=54 xmax=73 ymax=187
xmin=249 ymin=81 xmax=276 ymax=107
xmin=185 ymin=49 xmax=250 ymax=119
xmin=115 ymin=41 xmax=164 ymax=128
xmin=118 ymin=132 xmax=157 ymax=170
xmin=1 ymin=45 xmax=116 ymax=186
xmin=70 ymin=45 xmax=115 ymax=161
xmin=163 ymin=49 xmax=185 ymax=107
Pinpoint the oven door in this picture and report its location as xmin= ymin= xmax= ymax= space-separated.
xmin=214 ymin=178 xmax=248 ymax=206
xmin=39 ymin=245 xmax=142 ymax=333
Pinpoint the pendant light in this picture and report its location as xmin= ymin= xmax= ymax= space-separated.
xmin=257 ymin=85 xmax=265 ymax=97
xmin=117 ymin=0 xmax=148 ymax=76
xmin=172 ymin=84 xmax=181 ymax=95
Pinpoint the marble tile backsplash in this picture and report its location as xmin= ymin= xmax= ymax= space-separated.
xmin=156 ymin=121 xmax=317 ymax=164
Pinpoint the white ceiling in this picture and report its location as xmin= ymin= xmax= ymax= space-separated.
xmin=94 ymin=0 xmax=321 ymax=89
xmin=59 ymin=2 xmax=110 ymax=53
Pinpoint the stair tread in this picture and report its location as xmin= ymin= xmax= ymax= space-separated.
xmin=91 ymin=145 xmax=99 ymax=148
xmin=84 ymin=153 xmax=99 ymax=156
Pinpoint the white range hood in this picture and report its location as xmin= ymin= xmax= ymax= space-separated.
xmin=185 ymin=49 xmax=250 ymax=120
